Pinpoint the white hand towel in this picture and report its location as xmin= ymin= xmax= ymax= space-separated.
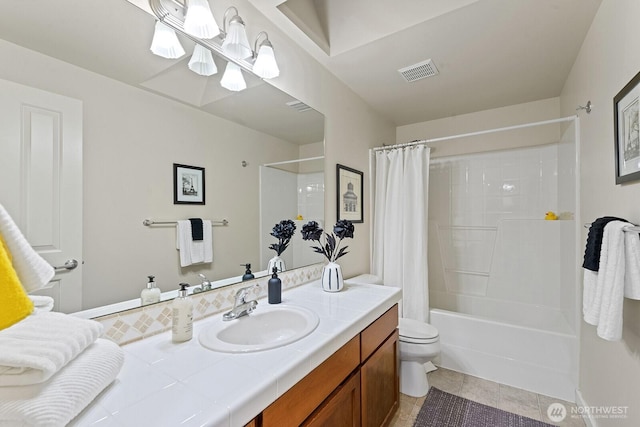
xmin=624 ymin=231 xmax=640 ymax=300
xmin=0 ymin=312 xmax=103 ymax=386
xmin=0 ymin=203 xmax=54 ymax=293
xmin=176 ymin=219 xmax=213 ymax=267
xmin=593 ymin=221 xmax=627 ymax=341
xmin=582 ymin=269 xmax=598 ymax=321
xmin=27 ymin=295 xmax=54 ymax=313
xmin=0 ymin=338 xmax=124 ymax=427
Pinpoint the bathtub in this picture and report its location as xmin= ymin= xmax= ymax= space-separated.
xmin=430 ymin=307 xmax=578 ymax=402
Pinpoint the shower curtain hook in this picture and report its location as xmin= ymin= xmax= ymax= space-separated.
xmin=576 ymin=100 xmax=592 ymax=114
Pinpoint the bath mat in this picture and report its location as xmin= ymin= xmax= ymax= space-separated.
xmin=413 ymin=387 xmax=555 ymax=427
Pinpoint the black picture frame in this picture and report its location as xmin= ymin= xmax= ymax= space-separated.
xmin=614 ymin=70 xmax=640 ymax=184
xmin=336 ymin=164 xmax=363 ymax=223
xmin=173 ymin=163 xmax=205 ymax=204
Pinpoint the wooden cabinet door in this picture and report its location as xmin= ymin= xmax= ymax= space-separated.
xmin=303 ymin=371 xmax=361 ymax=427
xmin=361 ymin=330 xmax=399 ymax=427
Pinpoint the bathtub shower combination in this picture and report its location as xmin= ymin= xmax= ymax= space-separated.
xmin=427 ymin=117 xmax=580 ymax=402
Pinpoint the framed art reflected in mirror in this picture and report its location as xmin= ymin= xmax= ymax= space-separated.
xmin=174 ymin=163 xmax=205 ymax=204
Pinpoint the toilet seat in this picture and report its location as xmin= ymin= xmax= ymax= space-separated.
xmin=399 ymin=318 xmax=439 ymax=344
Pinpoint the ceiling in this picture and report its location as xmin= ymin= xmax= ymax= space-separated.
xmin=0 ymin=0 xmax=602 ymax=132
xmin=255 ymin=0 xmax=602 ymax=125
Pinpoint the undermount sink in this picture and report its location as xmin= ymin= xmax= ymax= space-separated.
xmin=199 ymin=304 xmax=319 ymax=353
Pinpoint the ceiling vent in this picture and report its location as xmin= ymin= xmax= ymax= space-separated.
xmin=286 ymin=100 xmax=313 ymax=112
xmin=398 ymin=59 xmax=439 ymax=83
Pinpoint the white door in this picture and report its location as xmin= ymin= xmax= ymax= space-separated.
xmin=0 ymin=78 xmax=83 ymax=313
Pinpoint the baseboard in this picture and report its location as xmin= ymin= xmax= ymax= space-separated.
xmin=575 ymin=390 xmax=597 ymax=427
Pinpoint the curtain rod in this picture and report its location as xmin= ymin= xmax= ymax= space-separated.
xmin=262 ymin=156 xmax=324 ymax=167
xmin=372 ymin=116 xmax=577 ymax=152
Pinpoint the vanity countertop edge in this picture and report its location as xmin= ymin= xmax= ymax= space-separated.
xmin=69 ymin=280 xmax=402 ymax=427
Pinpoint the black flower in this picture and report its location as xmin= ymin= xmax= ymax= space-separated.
xmin=333 ymin=220 xmax=354 ymax=239
xmin=301 ymin=221 xmax=324 ymax=241
xmin=269 ymin=220 xmax=296 ymax=256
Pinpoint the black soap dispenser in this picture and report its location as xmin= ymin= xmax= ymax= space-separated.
xmin=268 ymin=266 xmax=282 ymax=304
xmin=241 ymin=263 xmax=255 ymax=281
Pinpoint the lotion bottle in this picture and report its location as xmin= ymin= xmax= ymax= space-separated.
xmin=172 ymin=283 xmax=193 ymax=342
xmin=241 ymin=263 xmax=255 ymax=281
xmin=141 ymin=275 xmax=161 ymax=306
xmin=268 ymin=267 xmax=282 ymax=304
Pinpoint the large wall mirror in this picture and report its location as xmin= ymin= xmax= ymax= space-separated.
xmin=0 ymin=1 xmax=324 ymax=314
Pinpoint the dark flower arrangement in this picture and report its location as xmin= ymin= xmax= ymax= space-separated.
xmin=301 ymin=219 xmax=355 ymax=263
xmin=269 ymin=219 xmax=297 ymax=256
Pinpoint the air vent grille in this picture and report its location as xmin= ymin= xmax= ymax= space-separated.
xmin=286 ymin=100 xmax=313 ymax=112
xmin=398 ymin=59 xmax=439 ymax=83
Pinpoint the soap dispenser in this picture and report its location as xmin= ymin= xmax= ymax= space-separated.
xmin=172 ymin=283 xmax=193 ymax=343
xmin=141 ymin=275 xmax=161 ymax=306
xmin=241 ymin=263 xmax=255 ymax=281
xmin=268 ymin=267 xmax=282 ymax=304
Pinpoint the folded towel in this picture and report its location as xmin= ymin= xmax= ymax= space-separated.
xmin=28 ymin=296 xmax=54 ymax=313
xmin=624 ymin=230 xmax=640 ymax=300
xmin=0 ymin=338 xmax=124 ymax=427
xmin=0 ymin=235 xmax=34 ymax=331
xmin=583 ymin=221 xmax=627 ymax=340
xmin=0 ymin=312 xmax=103 ymax=386
xmin=189 ymin=218 xmax=204 ymax=241
xmin=176 ymin=220 xmax=212 ymax=267
xmin=0 ymin=204 xmax=54 ymax=293
xmin=582 ymin=216 xmax=627 ymax=271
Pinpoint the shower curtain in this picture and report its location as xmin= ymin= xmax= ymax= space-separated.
xmin=371 ymin=145 xmax=430 ymax=321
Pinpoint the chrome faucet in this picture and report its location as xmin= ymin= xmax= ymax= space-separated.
xmin=193 ymin=274 xmax=213 ymax=294
xmin=222 ymin=284 xmax=258 ymax=321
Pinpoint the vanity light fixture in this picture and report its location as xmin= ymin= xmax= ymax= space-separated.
xmin=220 ymin=62 xmax=246 ymax=91
xmin=252 ymin=32 xmax=279 ymax=79
xmin=150 ymin=21 xmax=186 ymax=59
xmin=183 ymin=0 xmax=220 ymax=39
xmin=148 ymin=0 xmax=281 ymax=92
xmin=188 ymin=44 xmax=218 ymax=76
xmin=221 ymin=7 xmax=252 ymax=60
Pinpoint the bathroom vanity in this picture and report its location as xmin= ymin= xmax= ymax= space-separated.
xmin=69 ymin=280 xmax=401 ymax=427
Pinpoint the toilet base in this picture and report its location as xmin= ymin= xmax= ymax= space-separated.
xmin=400 ymin=360 xmax=430 ymax=397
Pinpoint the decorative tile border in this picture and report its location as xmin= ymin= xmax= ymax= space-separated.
xmin=95 ymin=263 xmax=324 ymax=346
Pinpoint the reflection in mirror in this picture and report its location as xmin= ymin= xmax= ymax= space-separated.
xmin=0 ymin=1 xmax=324 ymax=316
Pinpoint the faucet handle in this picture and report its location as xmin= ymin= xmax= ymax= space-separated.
xmin=234 ymin=284 xmax=257 ymax=304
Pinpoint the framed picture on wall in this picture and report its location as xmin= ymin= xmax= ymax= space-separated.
xmin=336 ymin=164 xmax=363 ymax=223
xmin=614 ymin=70 xmax=640 ymax=184
xmin=173 ymin=163 xmax=205 ymax=204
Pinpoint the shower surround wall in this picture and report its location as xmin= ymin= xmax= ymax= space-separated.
xmin=428 ymin=136 xmax=579 ymax=400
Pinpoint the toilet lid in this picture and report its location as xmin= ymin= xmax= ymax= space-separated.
xmin=398 ymin=318 xmax=439 ymax=343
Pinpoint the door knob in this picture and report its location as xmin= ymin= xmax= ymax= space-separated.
xmin=53 ymin=259 xmax=78 ymax=271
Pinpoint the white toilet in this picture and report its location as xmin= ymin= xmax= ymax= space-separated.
xmin=398 ymin=318 xmax=440 ymax=397
xmin=344 ymin=274 xmax=441 ymax=397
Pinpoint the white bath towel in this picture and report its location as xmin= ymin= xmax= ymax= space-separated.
xmin=624 ymin=230 xmax=640 ymax=300
xmin=0 ymin=203 xmax=54 ymax=293
xmin=0 ymin=312 xmax=103 ymax=386
xmin=27 ymin=295 xmax=54 ymax=313
xmin=176 ymin=219 xmax=212 ymax=267
xmin=583 ymin=221 xmax=627 ymax=341
xmin=0 ymin=338 xmax=124 ymax=427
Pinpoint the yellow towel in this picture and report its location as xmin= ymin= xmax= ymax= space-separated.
xmin=0 ymin=234 xmax=34 ymax=330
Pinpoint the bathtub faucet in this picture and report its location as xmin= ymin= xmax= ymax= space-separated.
xmin=222 ymin=284 xmax=258 ymax=321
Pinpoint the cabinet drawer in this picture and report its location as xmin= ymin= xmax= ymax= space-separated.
xmin=360 ymin=305 xmax=398 ymax=362
xmin=262 ymin=335 xmax=360 ymax=427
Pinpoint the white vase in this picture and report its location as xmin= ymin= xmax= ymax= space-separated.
xmin=321 ymin=262 xmax=344 ymax=292
xmin=268 ymin=255 xmax=285 ymax=273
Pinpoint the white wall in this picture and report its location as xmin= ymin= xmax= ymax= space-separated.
xmin=560 ymin=0 xmax=640 ymax=424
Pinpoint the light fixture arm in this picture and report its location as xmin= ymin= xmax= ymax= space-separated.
xmin=253 ymin=31 xmax=272 ymax=58
xmin=222 ymin=6 xmax=242 ymax=37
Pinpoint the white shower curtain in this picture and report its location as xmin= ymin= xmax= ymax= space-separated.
xmin=371 ymin=145 xmax=430 ymax=321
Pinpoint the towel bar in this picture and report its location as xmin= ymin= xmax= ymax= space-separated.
xmin=584 ymin=222 xmax=640 ymax=233
xmin=143 ymin=219 xmax=228 ymax=227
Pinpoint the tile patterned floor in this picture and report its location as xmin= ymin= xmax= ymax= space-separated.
xmin=390 ymin=367 xmax=586 ymax=427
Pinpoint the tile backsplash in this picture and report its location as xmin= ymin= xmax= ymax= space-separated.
xmin=95 ymin=263 xmax=323 ymax=346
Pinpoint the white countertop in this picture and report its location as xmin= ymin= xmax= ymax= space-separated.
xmin=69 ymin=281 xmax=401 ymax=427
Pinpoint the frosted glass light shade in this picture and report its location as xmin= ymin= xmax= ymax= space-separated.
xmin=220 ymin=62 xmax=246 ymax=91
xmin=150 ymin=21 xmax=185 ymax=59
xmin=253 ymin=44 xmax=280 ymax=79
xmin=188 ymin=45 xmax=218 ymax=76
xmin=222 ymin=19 xmax=252 ymax=59
xmin=184 ymin=0 xmax=220 ymax=39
